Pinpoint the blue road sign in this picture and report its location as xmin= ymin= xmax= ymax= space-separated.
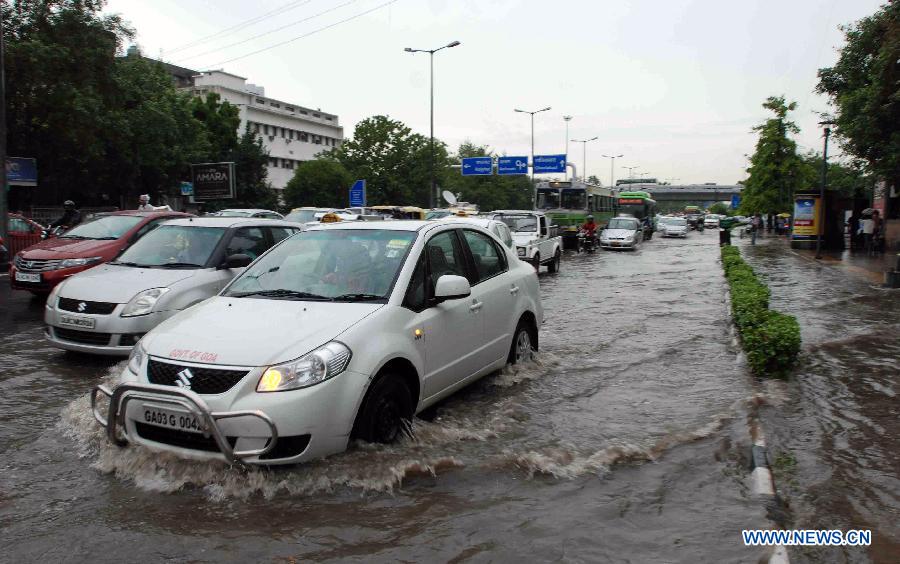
xmin=497 ymin=156 xmax=529 ymax=175
xmin=533 ymin=154 xmax=567 ymax=174
xmin=5 ymin=157 xmax=37 ymax=186
xmin=461 ymin=157 xmax=493 ymax=176
xmin=180 ymin=181 xmax=194 ymax=196
xmin=349 ymin=179 xmax=366 ymax=207
xmin=730 ymin=194 xmax=741 ymax=209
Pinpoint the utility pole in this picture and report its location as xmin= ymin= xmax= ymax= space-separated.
xmin=563 ymin=116 xmax=572 ymax=180
xmin=571 ymin=137 xmax=598 ymax=183
xmin=624 ymin=165 xmax=640 ymax=180
xmin=514 ymin=106 xmax=551 ymax=206
xmin=0 ymin=2 xmax=8 ymax=256
xmin=602 ymin=154 xmax=623 ymax=190
xmin=816 ymin=121 xmax=836 ymax=259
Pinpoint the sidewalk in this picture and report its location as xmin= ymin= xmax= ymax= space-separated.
xmin=752 ymin=234 xmax=898 ymax=286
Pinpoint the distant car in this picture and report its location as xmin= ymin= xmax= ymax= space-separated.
xmin=599 ymin=216 xmax=643 ymax=250
xmin=438 ymin=216 xmax=515 ymax=249
xmin=3 ymin=213 xmax=44 ymax=263
xmin=11 ymin=210 xmax=192 ymax=294
xmin=659 ymin=217 xmax=688 ymax=238
xmin=216 ymin=209 xmax=284 ymax=220
xmin=43 ymin=217 xmax=303 ymax=355
xmin=704 ymin=215 xmax=720 ymax=228
xmin=283 ymin=207 xmax=339 ymax=223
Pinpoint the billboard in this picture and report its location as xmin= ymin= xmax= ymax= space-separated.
xmin=792 ymin=195 xmax=822 ymax=239
xmin=190 ymin=162 xmax=235 ymax=200
xmin=5 ymin=157 xmax=38 ymax=186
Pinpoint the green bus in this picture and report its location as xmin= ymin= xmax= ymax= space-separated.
xmin=536 ymin=180 xmax=616 ymax=249
xmin=616 ymin=191 xmax=658 ymax=236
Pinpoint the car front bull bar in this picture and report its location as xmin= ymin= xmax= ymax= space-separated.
xmin=91 ymin=382 xmax=279 ymax=464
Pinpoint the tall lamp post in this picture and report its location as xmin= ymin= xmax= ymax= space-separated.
xmin=0 ymin=2 xmax=8 ymax=253
xmin=602 ymin=153 xmax=623 ymax=190
xmin=404 ymin=40 xmax=461 ymax=209
xmin=624 ymin=165 xmax=640 ymax=180
xmin=571 ymin=137 xmax=598 ymax=182
xmin=563 ymin=116 xmax=572 ymax=180
xmin=514 ymin=106 xmax=551 ymax=206
xmin=816 ymin=120 xmax=836 ymax=259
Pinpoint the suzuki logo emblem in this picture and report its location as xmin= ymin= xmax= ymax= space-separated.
xmin=77 ymin=302 xmax=87 ymax=312
xmin=175 ymin=368 xmax=195 ymax=389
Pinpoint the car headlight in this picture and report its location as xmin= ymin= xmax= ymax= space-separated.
xmin=127 ymin=341 xmax=146 ymax=374
xmin=46 ymin=282 xmax=64 ymax=309
xmin=60 ymin=256 xmax=103 ymax=269
xmin=517 ymin=247 xmax=526 ymax=257
xmin=121 ymin=288 xmax=170 ymax=317
xmin=257 ymin=342 xmax=352 ymax=392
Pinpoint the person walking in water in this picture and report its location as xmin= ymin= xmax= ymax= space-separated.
xmin=751 ymin=214 xmax=761 ymax=245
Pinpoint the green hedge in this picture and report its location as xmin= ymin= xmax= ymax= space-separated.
xmin=721 ymin=246 xmax=800 ymax=376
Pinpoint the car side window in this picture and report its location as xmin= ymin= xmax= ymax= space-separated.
xmin=226 ymin=227 xmax=268 ymax=259
xmin=402 ymin=254 xmax=428 ymax=312
xmin=9 ymin=218 xmax=30 ymax=233
xmin=493 ymin=223 xmax=513 ymax=248
xmin=462 ymin=229 xmax=507 ymax=282
xmin=425 ymin=231 xmax=467 ymax=281
xmin=267 ymin=227 xmax=297 ymax=245
xmin=132 ymin=218 xmax=166 ymax=241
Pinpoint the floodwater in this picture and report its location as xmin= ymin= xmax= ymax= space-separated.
xmin=741 ymin=238 xmax=900 ymax=564
xmin=2 ymin=233 xmax=773 ymax=562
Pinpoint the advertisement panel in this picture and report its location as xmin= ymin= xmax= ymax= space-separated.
xmin=5 ymin=157 xmax=38 ymax=186
xmin=190 ymin=162 xmax=235 ymax=200
xmin=792 ymin=195 xmax=822 ymax=239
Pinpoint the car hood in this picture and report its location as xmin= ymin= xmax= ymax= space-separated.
xmin=143 ymin=296 xmax=383 ymax=366
xmin=18 ymin=237 xmax=122 ymax=259
xmin=665 ymin=225 xmax=687 ymax=231
xmin=512 ymin=232 xmax=539 ymax=246
xmin=601 ymin=229 xmax=637 ymax=238
xmin=58 ymin=264 xmax=199 ymax=304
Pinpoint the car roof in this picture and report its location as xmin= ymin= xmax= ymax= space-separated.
xmin=304 ymin=219 xmax=490 ymax=233
xmin=159 ymin=217 xmax=303 ymax=228
xmin=490 ymin=209 xmax=540 ymax=215
xmin=437 ymin=216 xmax=501 ymax=227
xmin=95 ymin=210 xmax=193 ymax=218
xmin=219 ymin=208 xmax=278 ymax=213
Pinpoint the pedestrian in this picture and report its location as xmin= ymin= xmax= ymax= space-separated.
xmin=776 ymin=216 xmax=784 ymax=235
xmin=861 ymin=213 xmax=876 ymax=256
xmin=751 ymin=214 xmax=761 ymax=245
xmin=137 ymin=194 xmax=154 ymax=211
xmin=848 ymin=213 xmax=860 ymax=250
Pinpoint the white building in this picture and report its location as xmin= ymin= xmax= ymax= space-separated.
xmin=184 ymin=69 xmax=343 ymax=191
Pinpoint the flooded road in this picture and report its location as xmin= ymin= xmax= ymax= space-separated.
xmin=740 ymin=239 xmax=900 ymax=564
xmin=1 ymin=233 xmax=770 ymax=562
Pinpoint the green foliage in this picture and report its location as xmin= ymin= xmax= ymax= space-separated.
xmin=323 ymin=115 xmax=446 ymax=207
xmin=739 ymin=96 xmax=813 ymax=215
xmin=441 ymin=141 xmax=534 ymax=211
xmin=708 ymin=202 xmax=731 ymax=216
xmin=284 ymin=160 xmax=353 ymax=209
xmin=818 ymin=2 xmax=900 ymax=187
xmin=721 ymin=245 xmax=800 ymax=377
xmin=798 ymin=151 xmax=874 ymax=199
xmin=190 ymin=93 xmax=240 ymax=162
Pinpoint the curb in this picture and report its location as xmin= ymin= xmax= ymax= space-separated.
xmin=748 ymin=419 xmax=789 ymax=564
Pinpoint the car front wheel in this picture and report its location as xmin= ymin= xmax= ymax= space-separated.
xmin=354 ymin=375 xmax=413 ymax=444
xmin=508 ymin=320 xmax=536 ymax=364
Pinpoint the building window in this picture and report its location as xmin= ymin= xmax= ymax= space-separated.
xmin=314 ymin=136 xmax=322 ymax=145
xmin=300 ymin=132 xmax=309 ymax=142
xmin=289 ymin=130 xmax=295 ymax=140
xmin=325 ymin=116 xmax=333 ymax=121
xmin=268 ymin=158 xmax=279 ymax=167
xmin=252 ymin=122 xmax=260 ymax=133
xmin=313 ymin=113 xmax=320 ymax=118
xmin=256 ymin=98 xmax=265 ymax=104
xmin=271 ymin=102 xmax=280 ymax=108
xmin=285 ymin=106 xmax=294 ymax=112
xmin=263 ymin=124 xmax=270 ymax=135
xmin=300 ymin=110 xmax=308 ymax=115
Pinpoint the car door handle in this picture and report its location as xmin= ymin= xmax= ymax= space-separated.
xmin=509 ymin=285 xmax=520 ymax=295
xmin=469 ymin=301 xmax=483 ymax=312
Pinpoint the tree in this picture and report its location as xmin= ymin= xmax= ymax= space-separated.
xmin=442 ymin=142 xmax=533 ymax=211
xmin=284 ymin=160 xmax=353 ymax=208
xmin=324 ymin=115 xmax=447 ymax=206
xmin=229 ymin=125 xmax=278 ymax=210
xmin=708 ymin=202 xmax=731 ymax=216
xmin=587 ymin=175 xmax=602 ymax=186
xmin=739 ymin=96 xmax=811 ymax=215
xmin=817 ymin=2 xmax=900 ymax=189
xmin=190 ymin=93 xmax=240 ymax=162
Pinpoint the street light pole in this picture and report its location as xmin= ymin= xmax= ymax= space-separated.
xmin=571 ymin=137 xmax=598 ymax=183
xmin=624 ymin=165 xmax=640 ymax=180
xmin=563 ymin=116 xmax=572 ymax=180
xmin=0 ymin=2 xmax=8 ymax=252
xmin=816 ymin=121 xmax=836 ymax=259
xmin=405 ymin=40 xmax=461 ymax=209
xmin=514 ymin=106 xmax=551 ymax=207
xmin=602 ymin=154 xmax=623 ymax=190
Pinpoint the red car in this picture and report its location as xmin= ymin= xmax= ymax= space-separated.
xmin=3 ymin=213 xmax=45 ymax=260
xmin=10 ymin=210 xmax=192 ymax=294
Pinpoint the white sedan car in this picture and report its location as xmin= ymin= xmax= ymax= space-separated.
xmin=92 ymin=221 xmax=543 ymax=465
xmin=658 ymin=217 xmax=689 ymax=238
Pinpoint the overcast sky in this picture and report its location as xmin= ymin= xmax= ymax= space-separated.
xmin=104 ymin=0 xmax=883 ymax=186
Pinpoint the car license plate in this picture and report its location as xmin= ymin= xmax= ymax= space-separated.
xmin=142 ymin=405 xmax=203 ymax=434
xmin=58 ymin=314 xmax=96 ymax=329
xmin=611 ymin=242 xmax=621 ymax=247
xmin=15 ymin=271 xmax=41 ymax=283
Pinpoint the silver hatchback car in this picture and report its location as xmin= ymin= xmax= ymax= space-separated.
xmin=44 ymin=217 xmax=302 ymax=355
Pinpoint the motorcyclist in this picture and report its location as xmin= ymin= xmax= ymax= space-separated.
xmin=581 ymin=215 xmax=598 ymax=238
xmin=50 ymin=200 xmax=82 ymax=229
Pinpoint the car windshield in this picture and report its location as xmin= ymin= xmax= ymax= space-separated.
xmin=668 ymin=218 xmax=687 ymax=226
xmin=497 ymin=214 xmax=538 ymax=232
xmin=426 ymin=211 xmax=451 ymax=220
xmin=114 ymin=225 xmax=226 ymax=267
xmin=284 ymin=210 xmax=319 ymax=223
xmin=217 ymin=210 xmax=253 ymax=217
xmin=224 ymin=229 xmax=416 ymax=301
xmin=607 ymin=218 xmax=638 ymax=230
xmin=61 ymin=215 xmax=143 ymax=240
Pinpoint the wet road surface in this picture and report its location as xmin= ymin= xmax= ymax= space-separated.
xmin=2 ymin=234 xmax=772 ymax=562
xmin=740 ymin=238 xmax=900 ymax=564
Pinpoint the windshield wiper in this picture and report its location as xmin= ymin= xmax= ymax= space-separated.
xmin=109 ymin=261 xmax=151 ymax=268
xmin=157 ymin=262 xmax=204 ymax=268
xmin=93 ymin=236 xmax=118 ymax=240
xmin=331 ymin=293 xmax=385 ymax=302
xmin=229 ymin=289 xmax=331 ymax=300
xmin=60 ymin=235 xmax=88 ymax=239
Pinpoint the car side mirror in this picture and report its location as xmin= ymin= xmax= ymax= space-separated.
xmin=221 ymin=253 xmax=253 ymax=269
xmin=433 ymin=275 xmax=471 ymax=303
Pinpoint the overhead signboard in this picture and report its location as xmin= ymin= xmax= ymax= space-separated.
xmin=497 ymin=156 xmax=528 ymax=175
xmin=533 ymin=154 xmax=567 ymax=174
xmin=5 ymin=157 xmax=38 ymax=186
xmin=461 ymin=157 xmax=493 ymax=176
xmin=349 ymin=179 xmax=366 ymax=207
xmin=730 ymin=194 xmax=741 ymax=209
xmin=190 ymin=162 xmax=235 ymax=200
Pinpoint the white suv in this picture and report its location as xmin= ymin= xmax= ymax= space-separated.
xmin=93 ymin=220 xmax=543 ymax=465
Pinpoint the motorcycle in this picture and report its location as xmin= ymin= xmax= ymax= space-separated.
xmin=41 ymin=226 xmax=67 ymax=240
xmin=577 ymin=229 xmax=597 ymax=253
